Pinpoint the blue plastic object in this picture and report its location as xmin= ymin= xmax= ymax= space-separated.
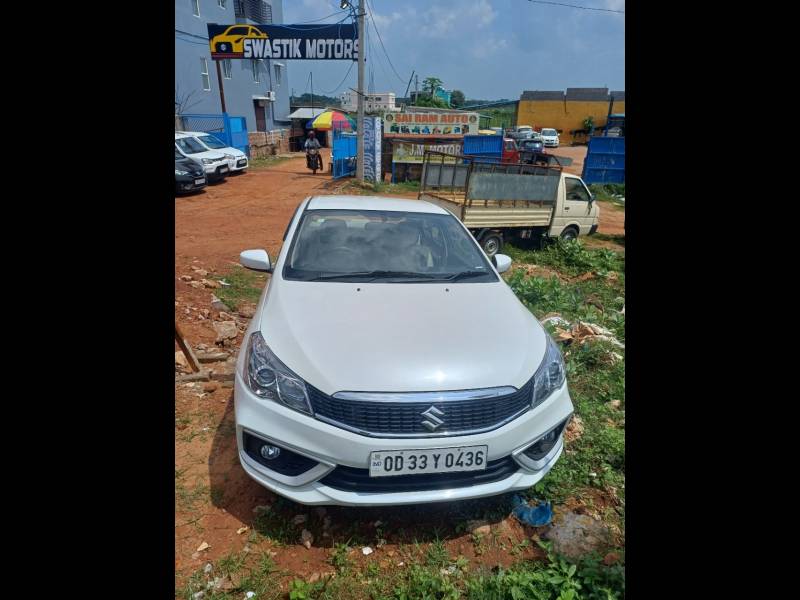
xmin=582 ymin=136 xmax=625 ymax=184
xmin=511 ymin=494 xmax=553 ymax=527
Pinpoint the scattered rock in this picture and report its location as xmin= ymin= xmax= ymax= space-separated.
xmin=362 ymin=546 xmax=374 ymax=555
xmin=301 ymin=529 xmax=314 ymax=549
xmin=307 ymin=571 xmax=335 ymax=583
xmin=180 ymin=275 xmax=193 ymax=282
xmin=218 ymin=311 xmax=235 ymax=321
xmin=565 ymin=415 xmax=584 ymax=442
xmin=196 ymin=541 xmax=210 ymax=552
xmin=603 ymin=552 xmax=621 ymax=566
xmin=236 ymin=526 xmax=249 ymax=535
xmin=192 ymin=592 xmax=205 ymax=600
xmin=192 ymin=268 xmax=209 ymax=277
xmin=293 ymin=514 xmax=308 ymax=525
xmin=608 ymin=400 xmax=621 ymax=410
xmin=175 ymin=351 xmax=188 ymax=368
xmin=191 ymin=551 xmax=200 ymax=560
xmin=189 ymin=281 xmax=205 ymax=289
xmin=203 ymin=382 xmax=219 ymax=393
xmin=440 ymin=565 xmax=457 ymax=576
xmin=544 ymin=511 xmax=612 ymax=559
xmin=201 ymin=279 xmax=222 ymax=289
xmin=468 ymin=521 xmax=491 ymax=537
xmin=210 ymin=295 xmax=230 ymax=312
xmin=245 ymin=593 xmax=256 ymax=599
xmin=204 ymin=563 xmax=213 ymax=574
xmin=212 ymin=321 xmax=238 ymax=342
xmin=222 ymin=381 xmax=234 ymax=389
xmin=238 ymin=304 xmax=257 ymax=319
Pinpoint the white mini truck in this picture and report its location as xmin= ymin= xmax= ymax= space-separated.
xmin=234 ymin=195 xmax=573 ymax=506
xmin=418 ymin=150 xmax=599 ymax=256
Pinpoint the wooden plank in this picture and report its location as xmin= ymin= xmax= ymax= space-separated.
xmin=175 ymin=321 xmax=202 ymax=373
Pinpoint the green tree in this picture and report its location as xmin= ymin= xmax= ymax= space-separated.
xmin=450 ymin=90 xmax=465 ymax=108
xmin=415 ymin=95 xmax=449 ymax=108
xmin=422 ymin=76 xmax=443 ymax=96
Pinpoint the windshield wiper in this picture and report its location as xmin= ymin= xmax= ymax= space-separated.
xmin=444 ymin=270 xmax=492 ymax=281
xmin=308 ymin=270 xmax=440 ymax=282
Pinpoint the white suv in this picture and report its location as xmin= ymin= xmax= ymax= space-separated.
xmin=175 ymin=132 xmax=230 ymax=181
xmin=179 ymin=130 xmax=249 ymax=173
xmin=234 ymin=195 xmax=574 ymax=506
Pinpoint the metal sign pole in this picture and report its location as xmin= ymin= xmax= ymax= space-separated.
xmin=215 ymin=60 xmax=227 ymax=113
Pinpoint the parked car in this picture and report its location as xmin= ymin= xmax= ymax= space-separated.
xmin=175 ymin=132 xmax=230 ymax=182
xmin=179 ymin=130 xmax=249 ymax=173
xmin=518 ymin=138 xmax=545 ymax=154
xmin=540 ymin=128 xmax=560 ymax=148
xmin=175 ymin=148 xmax=207 ymax=194
xmin=234 ymin=195 xmax=574 ymax=506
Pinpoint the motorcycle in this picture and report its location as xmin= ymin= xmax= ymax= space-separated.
xmin=306 ymin=147 xmax=323 ymax=174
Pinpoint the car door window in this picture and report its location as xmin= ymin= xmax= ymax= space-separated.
xmin=565 ymin=178 xmax=590 ymax=202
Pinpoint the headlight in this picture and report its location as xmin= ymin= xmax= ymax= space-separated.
xmin=245 ymin=331 xmax=312 ymax=415
xmin=201 ymin=158 xmax=215 ymax=165
xmin=531 ymin=335 xmax=566 ymax=408
xmin=224 ymin=153 xmax=234 ymax=160
xmin=175 ymin=169 xmax=189 ymax=176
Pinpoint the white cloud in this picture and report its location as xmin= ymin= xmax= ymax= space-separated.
xmin=472 ymin=36 xmax=508 ymax=59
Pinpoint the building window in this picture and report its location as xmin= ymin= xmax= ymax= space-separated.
xmin=218 ymin=0 xmax=227 ymax=7
xmin=251 ymin=59 xmax=260 ymax=83
xmin=200 ymin=58 xmax=211 ymax=91
xmin=191 ymin=0 xmax=200 ymax=17
xmin=222 ymin=59 xmax=232 ymax=79
xmin=274 ymin=63 xmax=282 ymax=86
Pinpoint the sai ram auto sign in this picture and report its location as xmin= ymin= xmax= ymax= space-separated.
xmin=207 ymin=23 xmax=358 ymax=60
xmin=384 ymin=112 xmax=479 ymax=136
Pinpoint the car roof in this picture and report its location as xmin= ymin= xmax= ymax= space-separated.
xmin=306 ymin=195 xmax=449 ymax=214
xmin=179 ymin=131 xmax=222 ymax=138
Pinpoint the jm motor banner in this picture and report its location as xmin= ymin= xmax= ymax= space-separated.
xmin=392 ymin=142 xmax=462 ymax=164
xmin=207 ymin=23 xmax=358 ymax=60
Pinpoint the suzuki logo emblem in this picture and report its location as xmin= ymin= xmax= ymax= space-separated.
xmin=421 ymin=406 xmax=445 ymax=431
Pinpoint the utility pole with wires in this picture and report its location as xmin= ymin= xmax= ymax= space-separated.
xmin=356 ymin=0 xmax=366 ymax=181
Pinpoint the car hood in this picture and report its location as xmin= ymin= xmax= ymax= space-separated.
xmin=176 ymin=159 xmax=203 ymax=173
xmin=257 ymin=279 xmax=548 ymax=395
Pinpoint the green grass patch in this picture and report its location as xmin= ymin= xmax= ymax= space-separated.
xmin=588 ymin=183 xmax=624 ymax=201
xmin=214 ymin=267 xmax=267 ymax=311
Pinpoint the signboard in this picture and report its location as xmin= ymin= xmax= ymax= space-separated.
xmin=363 ymin=117 xmax=382 ymax=183
xmin=384 ymin=112 xmax=479 ymax=136
xmin=207 ymin=23 xmax=358 ymax=60
xmin=393 ymin=142 xmax=462 ymax=164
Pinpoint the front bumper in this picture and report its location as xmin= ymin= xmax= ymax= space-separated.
xmin=234 ymin=373 xmax=573 ymax=506
xmin=229 ymin=157 xmax=248 ymax=172
xmin=205 ymin=164 xmax=229 ymax=181
xmin=175 ymin=175 xmax=207 ymax=193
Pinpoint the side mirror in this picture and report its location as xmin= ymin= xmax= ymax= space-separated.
xmin=240 ymin=249 xmax=272 ymax=272
xmin=493 ymin=254 xmax=512 ymax=274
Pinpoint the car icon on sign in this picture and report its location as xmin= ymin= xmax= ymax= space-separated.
xmin=211 ymin=25 xmax=268 ymax=54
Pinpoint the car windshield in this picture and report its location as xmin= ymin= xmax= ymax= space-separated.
xmin=176 ymin=137 xmax=208 ymax=154
xmin=175 ymin=150 xmax=184 ymax=160
xmin=197 ymin=134 xmax=227 ymax=150
xmin=542 ymin=129 xmax=557 ymax=136
xmin=284 ymin=209 xmax=498 ymax=283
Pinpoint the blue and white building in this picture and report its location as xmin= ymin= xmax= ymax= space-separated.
xmin=175 ymin=0 xmax=291 ymax=134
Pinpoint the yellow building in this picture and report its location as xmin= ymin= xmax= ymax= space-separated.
xmin=516 ymin=88 xmax=624 ymax=143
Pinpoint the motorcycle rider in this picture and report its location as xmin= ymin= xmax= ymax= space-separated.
xmin=304 ymin=130 xmax=322 ymax=170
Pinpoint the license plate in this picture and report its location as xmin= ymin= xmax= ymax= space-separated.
xmin=219 ymin=167 xmax=229 ymax=173
xmin=194 ymin=178 xmax=205 ymax=185
xmin=237 ymin=159 xmax=247 ymax=166
xmin=369 ymin=445 xmax=488 ymax=477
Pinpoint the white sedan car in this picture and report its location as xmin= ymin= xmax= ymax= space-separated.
xmin=175 ymin=133 xmax=230 ymax=181
xmin=180 ymin=130 xmax=249 ymax=173
xmin=540 ymin=128 xmax=560 ymax=147
xmin=234 ymin=195 xmax=574 ymax=506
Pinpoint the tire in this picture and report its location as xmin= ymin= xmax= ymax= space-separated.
xmin=560 ymin=227 xmax=578 ymax=241
xmin=480 ymin=232 xmax=503 ymax=257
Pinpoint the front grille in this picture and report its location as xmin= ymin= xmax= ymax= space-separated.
xmin=320 ymin=456 xmax=519 ymax=493
xmin=237 ymin=159 xmax=247 ymax=167
xmin=308 ymin=380 xmax=533 ymax=437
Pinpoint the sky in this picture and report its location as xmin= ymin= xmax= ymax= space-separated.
xmin=283 ymin=0 xmax=624 ymax=101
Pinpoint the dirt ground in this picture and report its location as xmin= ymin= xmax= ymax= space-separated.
xmin=174 ymin=150 xmax=624 ymax=590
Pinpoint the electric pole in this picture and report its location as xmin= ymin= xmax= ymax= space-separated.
xmin=356 ymin=0 xmax=366 ymax=181
xmin=414 ymin=75 xmax=418 ymax=106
